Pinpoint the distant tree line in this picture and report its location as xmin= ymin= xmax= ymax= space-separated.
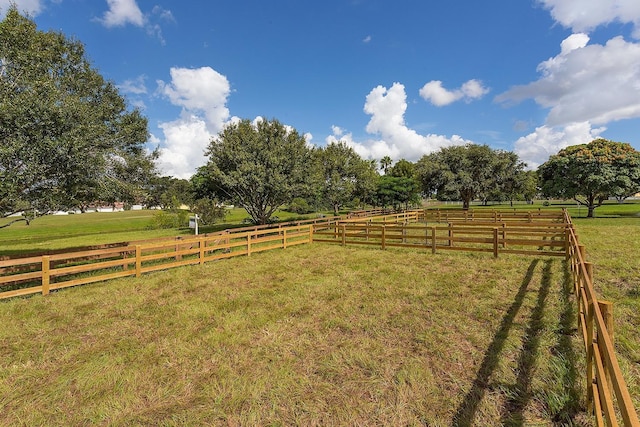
xmin=3 ymin=8 xmax=639 ymax=228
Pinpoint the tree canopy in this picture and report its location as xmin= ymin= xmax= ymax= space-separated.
xmin=314 ymin=142 xmax=378 ymax=215
xmin=538 ymin=138 xmax=640 ymax=217
xmin=200 ymin=118 xmax=312 ymax=224
xmin=0 ymin=7 xmax=157 ymax=223
xmin=416 ymin=144 xmax=526 ymax=209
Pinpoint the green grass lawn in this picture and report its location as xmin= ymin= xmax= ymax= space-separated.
xmin=1 ymin=203 xmax=638 ymax=424
xmin=0 ymin=245 xmax=587 ymax=426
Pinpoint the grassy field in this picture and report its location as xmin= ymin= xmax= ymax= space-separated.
xmin=0 ymin=244 xmax=587 ymax=425
xmin=1 ymin=202 xmax=638 ymax=425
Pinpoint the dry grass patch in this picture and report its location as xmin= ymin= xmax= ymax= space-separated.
xmin=1 ymin=243 xmax=587 ymax=425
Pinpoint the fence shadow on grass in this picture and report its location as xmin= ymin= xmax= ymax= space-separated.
xmin=499 ymin=259 xmax=552 ymax=426
xmin=451 ymin=259 xmax=539 ymax=427
xmin=547 ymin=261 xmax=582 ymax=425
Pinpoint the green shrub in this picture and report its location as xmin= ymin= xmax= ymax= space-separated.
xmin=148 ymin=210 xmax=189 ymax=229
xmin=287 ymin=197 xmax=313 ymax=214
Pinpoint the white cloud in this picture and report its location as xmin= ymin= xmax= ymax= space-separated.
xmin=539 ymin=0 xmax=640 ymax=38
xmin=513 ymin=121 xmax=606 ymax=169
xmin=96 ymin=1 xmax=173 ymax=44
xmin=98 ymin=0 xmax=144 ymax=28
xmin=328 ymin=83 xmax=470 ymax=162
xmin=363 ymin=35 xmax=372 ymax=43
xmin=157 ymin=113 xmax=212 ymax=180
xmin=118 ymin=75 xmax=147 ymax=95
xmin=419 ymin=79 xmax=489 ymax=106
xmin=156 ymin=67 xmax=231 ymax=178
xmin=497 ymin=34 xmax=640 ymax=127
xmin=157 ymin=67 xmax=230 ymax=134
xmin=0 ymin=0 xmax=43 ymax=16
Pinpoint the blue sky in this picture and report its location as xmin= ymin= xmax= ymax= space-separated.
xmin=3 ymin=0 xmax=640 ymax=178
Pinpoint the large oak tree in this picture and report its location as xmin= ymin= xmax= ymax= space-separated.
xmin=0 ymin=7 xmax=157 ymax=225
xmin=416 ymin=144 xmax=526 ymax=209
xmin=201 ymin=118 xmax=312 ymax=224
xmin=538 ymin=138 xmax=640 ymax=217
xmin=313 ymin=141 xmax=378 ymax=215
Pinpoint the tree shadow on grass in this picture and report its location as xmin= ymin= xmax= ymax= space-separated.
xmin=451 ymin=259 xmax=539 ymax=427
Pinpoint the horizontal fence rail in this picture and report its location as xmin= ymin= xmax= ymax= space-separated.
xmin=564 ymin=211 xmax=639 ymax=427
xmin=313 ymin=220 xmax=569 ymax=258
xmin=0 ymin=208 xmax=392 ymax=299
xmin=0 ymin=224 xmax=313 ymax=300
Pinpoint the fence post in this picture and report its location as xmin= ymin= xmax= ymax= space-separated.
xmin=382 ymin=225 xmax=386 ymax=250
xmin=502 ymin=223 xmax=507 ymax=248
xmin=449 ymin=225 xmax=454 ymax=247
xmin=341 ymin=225 xmax=346 ymax=246
xmin=598 ymin=300 xmax=614 ymax=397
xmin=135 ymin=245 xmax=141 ymax=277
xmin=493 ymin=227 xmax=499 ymax=258
xmin=247 ymin=233 xmax=252 ymax=256
xmin=283 ymin=229 xmax=288 ymax=249
xmin=199 ymin=237 xmax=205 ymax=265
xmin=565 ymin=226 xmax=571 ymax=260
xmin=431 ymin=226 xmax=437 ymax=254
xmin=175 ymin=238 xmax=182 ymax=262
xmin=309 ymin=225 xmax=314 ymax=243
xmin=41 ymin=256 xmax=50 ymax=296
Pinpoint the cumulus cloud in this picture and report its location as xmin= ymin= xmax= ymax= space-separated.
xmin=157 ymin=67 xmax=230 ymax=134
xmin=118 ymin=75 xmax=147 ymax=95
xmin=0 ymin=0 xmax=43 ymax=16
xmin=156 ymin=67 xmax=231 ymax=178
xmin=328 ymin=83 xmax=470 ymax=162
xmin=497 ymin=34 xmax=640 ymax=127
xmin=539 ymin=0 xmax=640 ymax=38
xmin=98 ymin=0 xmax=144 ymax=27
xmin=419 ymin=79 xmax=489 ymax=106
xmin=513 ymin=122 xmax=606 ymax=169
xmin=155 ymin=113 xmax=212 ymax=179
xmin=96 ymin=0 xmax=173 ymax=44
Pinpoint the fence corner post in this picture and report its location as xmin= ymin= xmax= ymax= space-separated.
xmin=42 ymin=256 xmax=50 ymax=296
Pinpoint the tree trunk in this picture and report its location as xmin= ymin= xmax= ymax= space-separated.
xmin=587 ymin=205 xmax=595 ymax=218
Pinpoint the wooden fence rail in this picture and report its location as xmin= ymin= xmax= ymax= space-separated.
xmin=312 ymin=221 xmax=569 ymax=258
xmin=564 ymin=211 xmax=639 ymax=426
xmin=0 ymin=224 xmax=313 ymax=300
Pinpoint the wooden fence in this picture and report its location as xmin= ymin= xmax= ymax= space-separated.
xmin=313 ymin=214 xmax=569 ymax=258
xmin=564 ymin=211 xmax=640 ymax=426
xmin=0 ymin=223 xmax=313 ymax=300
